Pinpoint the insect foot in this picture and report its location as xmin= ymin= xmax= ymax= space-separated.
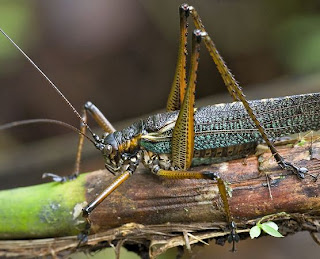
xmin=227 ymin=221 xmax=240 ymax=252
xmin=42 ymin=172 xmax=78 ymax=183
xmin=82 ymin=204 xmax=93 ymax=218
xmin=202 ymin=171 xmax=220 ymax=180
xmin=278 ymin=161 xmax=309 ymax=180
xmin=77 ymin=217 xmax=91 ymax=248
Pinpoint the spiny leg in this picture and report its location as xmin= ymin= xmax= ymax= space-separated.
xmin=82 ymin=170 xmax=132 ymax=217
xmin=43 ymin=101 xmax=116 ymax=182
xmin=72 ymin=101 xmax=116 ymax=177
xmin=186 ymin=4 xmax=308 ymax=179
xmin=216 ymin=177 xmax=240 ymax=251
xmin=166 ymin=4 xmax=188 ymax=112
xmin=168 ymin=28 xmax=239 ymax=247
xmin=187 ymin=4 xmax=239 ymax=102
xmin=171 ymin=29 xmax=203 ymax=170
xmin=167 ymin=3 xmax=238 ymax=111
xmin=77 ymin=170 xmax=132 ymax=244
xmin=78 ymin=154 xmax=140 ymax=244
xmin=156 ymin=169 xmax=239 ymax=250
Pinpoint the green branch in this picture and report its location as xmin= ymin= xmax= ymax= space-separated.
xmin=0 ymin=174 xmax=87 ymax=239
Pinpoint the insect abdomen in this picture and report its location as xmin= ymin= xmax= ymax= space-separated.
xmin=140 ymin=93 xmax=320 ymax=159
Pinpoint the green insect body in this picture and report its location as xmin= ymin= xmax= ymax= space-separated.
xmin=105 ymin=92 xmax=320 ymax=169
xmin=2 ymin=3 xmax=317 ymax=248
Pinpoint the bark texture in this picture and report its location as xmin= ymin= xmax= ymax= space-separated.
xmin=0 ymin=137 xmax=319 ymax=258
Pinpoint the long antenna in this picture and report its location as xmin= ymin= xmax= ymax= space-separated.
xmin=0 ymin=119 xmax=96 ymax=145
xmin=0 ymin=28 xmax=95 ymax=137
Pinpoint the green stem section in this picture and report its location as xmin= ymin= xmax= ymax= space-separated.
xmin=0 ymin=174 xmax=87 ymax=239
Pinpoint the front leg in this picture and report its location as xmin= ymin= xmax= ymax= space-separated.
xmin=77 ymin=154 xmax=140 ymax=245
xmin=43 ymin=101 xmax=116 ymax=182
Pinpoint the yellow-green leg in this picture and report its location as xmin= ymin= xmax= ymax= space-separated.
xmin=156 ymin=168 xmax=239 ymax=250
xmin=43 ymin=101 xmax=116 ymax=182
xmin=166 ymin=5 xmax=189 ymax=112
xmin=187 ymin=4 xmax=308 ymax=179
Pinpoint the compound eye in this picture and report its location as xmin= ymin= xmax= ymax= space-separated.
xmin=104 ymin=144 xmax=112 ymax=155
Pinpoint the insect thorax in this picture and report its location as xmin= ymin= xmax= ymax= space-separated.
xmin=107 ymin=93 xmax=320 ymax=172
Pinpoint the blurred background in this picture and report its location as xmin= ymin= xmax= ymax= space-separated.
xmin=0 ymin=0 xmax=319 ymax=258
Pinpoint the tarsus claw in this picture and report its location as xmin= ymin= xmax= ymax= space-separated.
xmin=279 ymin=161 xmax=308 ymax=179
xmin=227 ymin=221 xmax=240 ymax=252
xmin=42 ymin=173 xmax=77 ymax=182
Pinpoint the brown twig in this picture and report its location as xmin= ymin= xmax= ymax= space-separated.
xmin=0 ymin=136 xmax=319 ymax=258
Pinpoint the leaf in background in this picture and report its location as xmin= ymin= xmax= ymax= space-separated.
xmin=263 ymin=221 xmax=279 ymax=230
xmin=250 ymin=225 xmax=261 ymax=239
xmin=261 ymin=222 xmax=284 ymax=238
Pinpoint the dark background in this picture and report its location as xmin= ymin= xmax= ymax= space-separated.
xmin=0 ymin=0 xmax=320 ymax=258
xmin=1 ymin=0 xmax=320 ymax=144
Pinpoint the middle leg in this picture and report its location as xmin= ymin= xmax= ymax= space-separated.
xmin=155 ymin=168 xmax=239 ymax=250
